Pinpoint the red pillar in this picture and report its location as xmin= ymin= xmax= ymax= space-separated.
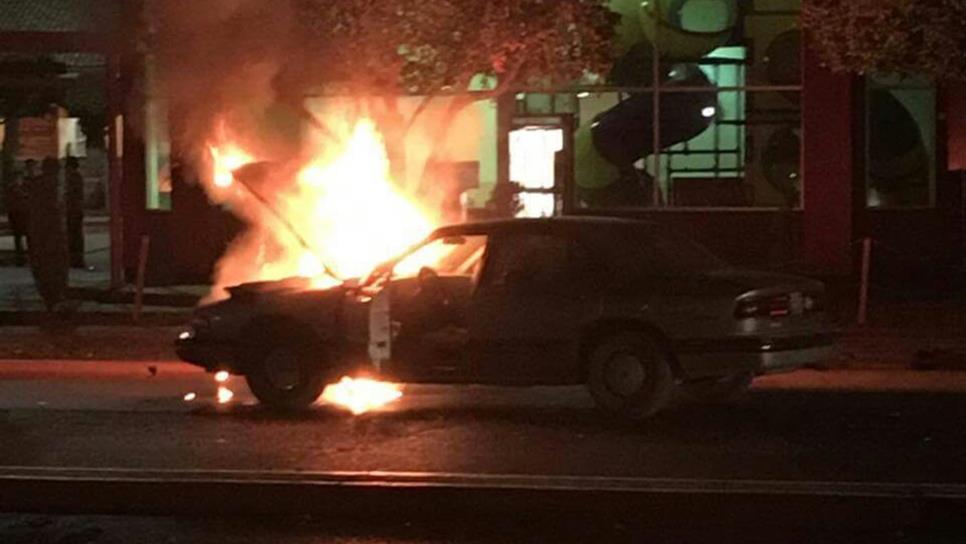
xmin=945 ymin=82 xmax=966 ymax=171
xmin=802 ymin=46 xmax=856 ymax=276
xmin=106 ymin=53 xmax=125 ymax=289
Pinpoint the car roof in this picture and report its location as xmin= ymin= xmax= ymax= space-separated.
xmin=431 ymin=216 xmax=657 ymax=237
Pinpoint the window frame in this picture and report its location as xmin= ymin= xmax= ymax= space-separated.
xmin=863 ymin=74 xmax=937 ymax=210
xmin=512 ymin=4 xmax=804 ymax=212
xmin=477 ymin=231 xmax=574 ymax=290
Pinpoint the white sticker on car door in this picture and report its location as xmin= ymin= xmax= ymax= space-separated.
xmin=368 ymin=286 xmax=392 ymax=370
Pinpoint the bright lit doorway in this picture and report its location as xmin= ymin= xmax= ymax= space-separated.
xmin=508 ymin=115 xmax=573 ymax=218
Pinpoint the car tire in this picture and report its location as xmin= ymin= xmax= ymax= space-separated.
xmin=244 ymin=336 xmax=328 ymax=411
xmin=681 ymin=372 xmax=753 ymax=403
xmin=586 ymin=331 xmax=674 ymax=420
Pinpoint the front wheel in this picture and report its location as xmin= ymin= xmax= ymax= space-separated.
xmin=586 ymin=332 xmax=674 ymax=421
xmin=245 ymin=341 xmax=328 ymax=411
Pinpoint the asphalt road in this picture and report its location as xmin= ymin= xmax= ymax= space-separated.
xmin=2 ymin=361 xmax=966 ymax=541
xmin=1 ymin=361 xmax=965 ymax=484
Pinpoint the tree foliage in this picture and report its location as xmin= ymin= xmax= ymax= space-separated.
xmin=802 ymin=0 xmax=966 ymax=81
xmin=153 ymin=0 xmax=617 ymax=181
xmin=287 ymin=0 xmax=617 ymax=98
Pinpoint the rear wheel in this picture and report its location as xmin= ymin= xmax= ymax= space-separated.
xmin=586 ymin=332 xmax=674 ymax=420
xmin=244 ymin=334 xmax=328 ymax=411
xmin=682 ymin=372 xmax=753 ymax=403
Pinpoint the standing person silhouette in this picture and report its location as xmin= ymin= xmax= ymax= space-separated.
xmin=64 ymin=156 xmax=86 ymax=268
xmin=27 ymin=158 xmax=69 ymax=312
xmin=4 ymin=161 xmax=31 ymax=266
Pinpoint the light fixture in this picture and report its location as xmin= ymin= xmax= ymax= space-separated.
xmin=701 ymin=106 xmax=716 ymax=118
xmin=577 ymin=91 xmax=591 ymax=99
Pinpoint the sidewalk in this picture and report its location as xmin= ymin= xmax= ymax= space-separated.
xmin=0 ymin=225 xmax=115 ymax=313
xmin=0 ymin=262 xmax=197 ymax=325
xmin=839 ymin=331 xmax=966 ymax=370
xmin=0 ymin=227 xmax=203 ymax=324
xmin=0 ymin=327 xmax=179 ymax=361
xmin=0 ymin=213 xmax=109 ymax=231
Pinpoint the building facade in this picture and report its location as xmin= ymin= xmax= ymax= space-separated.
xmin=3 ymin=0 xmax=962 ymax=288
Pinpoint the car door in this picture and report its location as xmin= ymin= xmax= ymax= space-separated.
xmin=379 ymin=233 xmax=488 ymax=382
xmin=467 ymin=230 xmax=593 ymax=384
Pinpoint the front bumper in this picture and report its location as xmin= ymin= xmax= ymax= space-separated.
xmin=674 ymin=333 xmax=837 ymax=379
xmin=175 ymin=336 xmax=239 ymax=372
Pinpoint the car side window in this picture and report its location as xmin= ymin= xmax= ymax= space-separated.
xmin=588 ymin=227 xmax=723 ymax=279
xmin=481 ymin=233 xmax=570 ymax=289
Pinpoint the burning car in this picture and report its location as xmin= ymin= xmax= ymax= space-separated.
xmin=177 ymin=216 xmax=835 ymax=419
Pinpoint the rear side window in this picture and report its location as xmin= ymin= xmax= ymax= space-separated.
xmin=589 ymin=226 xmax=725 ymax=277
xmin=481 ymin=233 xmax=570 ymax=288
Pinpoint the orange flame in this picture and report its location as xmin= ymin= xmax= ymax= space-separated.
xmin=204 ymin=115 xmax=439 ymax=293
xmin=200 ymin=112 xmax=447 ymax=414
xmin=321 ymin=376 xmax=403 ymax=414
xmin=300 ymin=120 xmax=437 ymax=281
xmin=209 ymin=144 xmax=254 ymax=188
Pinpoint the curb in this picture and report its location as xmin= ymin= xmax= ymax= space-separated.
xmin=0 ymin=360 xmax=194 ymax=379
xmin=0 ymin=312 xmax=190 ymax=327
xmin=1 ymin=468 xmax=964 ymax=530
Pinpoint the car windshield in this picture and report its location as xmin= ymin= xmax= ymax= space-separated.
xmin=365 ymin=233 xmax=487 ymax=285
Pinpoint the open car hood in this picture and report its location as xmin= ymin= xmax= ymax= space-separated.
xmin=225 ymin=276 xmax=349 ymax=302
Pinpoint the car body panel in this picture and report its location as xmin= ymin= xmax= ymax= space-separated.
xmin=177 ymin=217 xmax=837 ymax=385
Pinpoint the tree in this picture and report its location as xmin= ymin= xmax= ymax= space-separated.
xmin=288 ymin=0 xmax=615 ymax=98
xmin=281 ymin=0 xmax=617 ymax=167
xmin=802 ymin=0 xmax=966 ymax=81
xmin=153 ymin=0 xmax=617 ymax=166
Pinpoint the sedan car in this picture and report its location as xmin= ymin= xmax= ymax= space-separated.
xmin=177 ymin=217 xmax=835 ymax=419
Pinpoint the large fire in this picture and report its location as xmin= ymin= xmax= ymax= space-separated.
xmin=206 ymin=116 xmax=438 ymax=290
xmin=210 ymin=143 xmax=253 ymax=189
xmin=321 ymin=377 xmax=404 ymax=415
xmin=202 ymin=113 xmax=435 ymax=413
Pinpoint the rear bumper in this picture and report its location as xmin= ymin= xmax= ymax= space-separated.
xmin=674 ymin=334 xmax=837 ymax=379
xmin=757 ymin=344 xmax=836 ymax=373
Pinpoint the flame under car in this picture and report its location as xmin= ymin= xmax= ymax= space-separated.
xmin=176 ymin=217 xmax=836 ymax=419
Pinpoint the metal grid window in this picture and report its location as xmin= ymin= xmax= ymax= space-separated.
xmin=516 ymin=0 xmax=803 ymax=211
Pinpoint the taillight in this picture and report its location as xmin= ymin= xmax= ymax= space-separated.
xmin=735 ymin=295 xmax=791 ymax=318
xmin=735 ymin=291 xmax=824 ymax=318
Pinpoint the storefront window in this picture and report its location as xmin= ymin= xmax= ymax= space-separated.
xmin=143 ymin=53 xmax=171 ymax=211
xmin=554 ymin=0 xmax=803 ymax=210
xmin=865 ymin=74 xmax=936 ymax=208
